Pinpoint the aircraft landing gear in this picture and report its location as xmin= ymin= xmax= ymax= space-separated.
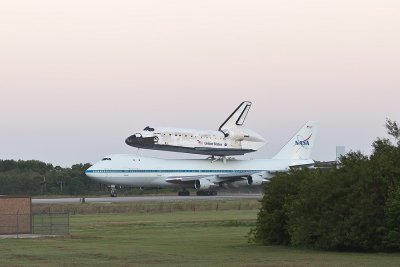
xmin=110 ymin=185 xmax=117 ymax=197
xmin=196 ymin=190 xmax=218 ymax=196
xmin=178 ymin=190 xmax=190 ymax=196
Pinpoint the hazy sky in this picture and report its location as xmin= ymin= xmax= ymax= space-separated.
xmin=1 ymin=0 xmax=399 ymax=166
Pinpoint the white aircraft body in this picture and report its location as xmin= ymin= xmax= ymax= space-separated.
xmin=125 ymin=101 xmax=266 ymax=156
xmin=86 ymin=121 xmax=318 ymax=196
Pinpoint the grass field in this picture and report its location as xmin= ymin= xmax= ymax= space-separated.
xmin=32 ymin=199 xmax=261 ymax=215
xmin=2 ymin=203 xmax=400 ymax=266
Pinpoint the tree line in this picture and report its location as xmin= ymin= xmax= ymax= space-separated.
xmin=250 ymin=119 xmax=400 ymax=252
xmin=0 ymin=160 xmax=98 ymax=195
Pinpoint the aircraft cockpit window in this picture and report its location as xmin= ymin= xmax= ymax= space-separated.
xmin=102 ymin=158 xmax=112 ymax=161
xmin=143 ymin=126 xmax=155 ymax=131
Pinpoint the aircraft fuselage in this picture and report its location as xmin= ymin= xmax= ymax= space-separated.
xmin=125 ymin=127 xmax=266 ymax=156
xmin=85 ymin=154 xmax=313 ymax=188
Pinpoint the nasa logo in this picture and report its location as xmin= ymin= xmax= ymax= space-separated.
xmin=295 ymin=140 xmax=310 ymax=146
xmin=294 ymin=134 xmax=312 ymax=148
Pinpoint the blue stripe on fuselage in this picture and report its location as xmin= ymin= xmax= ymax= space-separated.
xmin=85 ymin=169 xmax=263 ymax=174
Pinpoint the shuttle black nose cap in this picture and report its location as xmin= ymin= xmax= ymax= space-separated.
xmin=125 ymin=134 xmax=156 ymax=148
xmin=125 ymin=135 xmax=136 ymax=146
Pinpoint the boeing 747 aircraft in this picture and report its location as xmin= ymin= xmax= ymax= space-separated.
xmin=86 ymin=121 xmax=318 ymax=196
xmin=125 ymin=101 xmax=266 ymax=157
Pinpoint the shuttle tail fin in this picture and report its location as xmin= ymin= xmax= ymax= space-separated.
xmin=219 ymin=101 xmax=252 ymax=131
xmin=273 ymin=121 xmax=319 ymax=160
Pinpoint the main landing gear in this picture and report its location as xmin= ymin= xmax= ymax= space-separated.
xmin=110 ymin=185 xmax=117 ymax=197
xmin=178 ymin=190 xmax=190 ymax=196
xmin=177 ymin=190 xmax=218 ymax=196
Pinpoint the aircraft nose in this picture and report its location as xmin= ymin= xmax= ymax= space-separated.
xmin=85 ymin=165 xmax=95 ymax=177
xmin=125 ymin=134 xmax=156 ymax=147
xmin=125 ymin=135 xmax=137 ymax=146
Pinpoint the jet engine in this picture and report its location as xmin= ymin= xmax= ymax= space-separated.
xmin=246 ymin=175 xmax=263 ymax=186
xmin=231 ymin=174 xmax=264 ymax=187
xmin=194 ymin=179 xmax=215 ymax=190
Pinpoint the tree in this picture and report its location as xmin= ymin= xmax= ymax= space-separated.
xmin=386 ymin=118 xmax=400 ymax=143
xmin=251 ymin=119 xmax=400 ymax=252
xmin=0 ymin=159 xmax=97 ymax=196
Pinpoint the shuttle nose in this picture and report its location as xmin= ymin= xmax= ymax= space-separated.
xmin=125 ymin=134 xmax=157 ymax=148
xmin=125 ymin=135 xmax=136 ymax=146
xmin=125 ymin=133 xmax=143 ymax=146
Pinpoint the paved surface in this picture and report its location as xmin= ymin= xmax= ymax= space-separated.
xmin=0 ymin=234 xmax=58 ymax=239
xmin=32 ymin=194 xmax=262 ymax=205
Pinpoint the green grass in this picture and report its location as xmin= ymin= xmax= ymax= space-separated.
xmin=32 ymin=199 xmax=261 ymax=215
xmin=1 ymin=209 xmax=400 ymax=266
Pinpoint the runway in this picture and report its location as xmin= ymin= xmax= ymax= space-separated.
xmin=32 ymin=194 xmax=263 ymax=205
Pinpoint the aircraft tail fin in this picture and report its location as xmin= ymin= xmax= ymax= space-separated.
xmin=273 ymin=121 xmax=319 ymax=160
xmin=219 ymin=101 xmax=252 ymax=131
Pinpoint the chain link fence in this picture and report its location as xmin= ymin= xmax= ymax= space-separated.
xmin=0 ymin=212 xmax=69 ymax=235
xmin=33 ymin=213 xmax=70 ymax=235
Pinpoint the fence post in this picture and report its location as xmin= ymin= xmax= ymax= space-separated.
xmin=16 ymin=210 xmax=19 ymax=238
xmin=50 ymin=213 xmax=53 ymax=235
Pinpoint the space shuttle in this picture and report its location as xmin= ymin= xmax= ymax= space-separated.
xmin=125 ymin=101 xmax=267 ymax=157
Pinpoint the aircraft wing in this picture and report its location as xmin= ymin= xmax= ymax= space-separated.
xmin=289 ymin=163 xmax=314 ymax=169
xmin=289 ymin=161 xmax=315 ymax=169
xmin=265 ymin=161 xmax=315 ymax=175
xmin=165 ymin=171 xmax=260 ymax=185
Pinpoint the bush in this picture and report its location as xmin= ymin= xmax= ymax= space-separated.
xmin=251 ymin=119 xmax=400 ymax=252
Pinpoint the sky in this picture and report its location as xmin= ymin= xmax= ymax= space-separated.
xmin=0 ymin=0 xmax=399 ymax=167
